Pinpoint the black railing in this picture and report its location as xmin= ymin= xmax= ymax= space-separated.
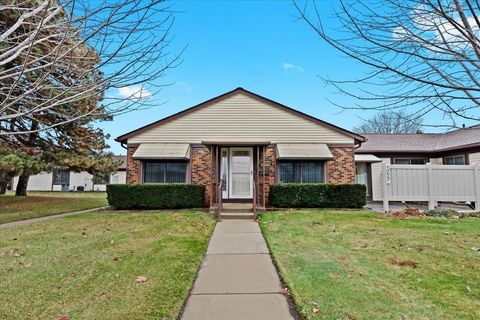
xmin=217 ymin=179 xmax=223 ymax=221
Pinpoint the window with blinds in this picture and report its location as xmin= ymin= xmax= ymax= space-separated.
xmin=444 ymin=155 xmax=465 ymax=165
xmin=393 ymin=158 xmax=427 ymax=165
xmin=53 ymin=170 xmax=70 ymax=185
xmin=279 ymin=161 xmax=325 ymax=183
xmin=93 ymin=174 xmax=109 ymax=184
xmin=143 ymin=161 xmax=187 ymax=183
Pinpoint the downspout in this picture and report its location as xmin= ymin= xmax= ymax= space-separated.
xmin=354 ymin=138 xmax=366 ymax=150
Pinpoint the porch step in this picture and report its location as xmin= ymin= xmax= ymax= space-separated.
xmin=220 ymin=212 xmax=255 ymax=220
xmin=222 ymin=203 xmax=253 ymax=210
xmin=222 ymin=208 xmax=254 ymax=213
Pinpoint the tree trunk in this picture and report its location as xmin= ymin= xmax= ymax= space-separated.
xmin=0 ymin=177 xmax=9 ymax=195
xmin=15 ymin=174 xmax=30 ymax=196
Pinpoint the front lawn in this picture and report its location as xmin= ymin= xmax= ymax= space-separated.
xmin=259 ymin=210 xmax=480 ymax=320
xmin=0 ymin=191 xmax=108 ymax=224
xmin=0 ymin=210 xmax=215 ymax=319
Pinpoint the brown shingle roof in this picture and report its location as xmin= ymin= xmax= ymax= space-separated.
xmin=357 ymin=125 xmax=480 ymax=153
xmin=111 ymin=155 xmax=127 ymax=170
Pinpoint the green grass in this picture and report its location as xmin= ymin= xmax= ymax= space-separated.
xmin=0 ymin=210 xmax=215 ymax=319
xmin=259 ymin=210 xmax=480 ymax=320
xmin=0 ymin=191 xmax=108 ymax=224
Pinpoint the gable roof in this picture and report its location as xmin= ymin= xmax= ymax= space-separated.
xmin=116 ymin=87 xmax=366 ymax=144
xmin=111 ymin=155 xmax=127 ymax=170
xmin=357 ymin=125 xmax=480 ymax=153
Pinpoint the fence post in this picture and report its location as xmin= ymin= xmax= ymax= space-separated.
xmin=474 ymin=164 xmax=480 ymax=210
xmin=426 ymin=164 xmax=435 ymax=210
xmin=382 ymin=163 xmax=389 ymax=212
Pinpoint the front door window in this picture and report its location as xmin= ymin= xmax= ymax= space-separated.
xmin=225 ymin=148 xmax=253 ymax=199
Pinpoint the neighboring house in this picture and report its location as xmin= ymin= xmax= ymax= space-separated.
xmin=116 ymin=87 xmax=366 ymax=208
xmin=355 ymin=126 xmax=480 ymax=201
xmin=11 ymin=155 xmax=127 ymax=192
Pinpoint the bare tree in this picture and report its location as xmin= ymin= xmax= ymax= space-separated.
xmin=295 ymin=0 xmax=480 ymax=128
xmin=353 ymin=110 xmax=423 ymax=134
xmin=0 ymin=0 xmax=179 ymax=136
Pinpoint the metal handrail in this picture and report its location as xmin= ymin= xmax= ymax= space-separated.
xmin=217 ymin=179 xmax=223 ymax=221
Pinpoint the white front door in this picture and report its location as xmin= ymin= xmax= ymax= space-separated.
xmin=229 ymin=147 xmax=253 ymax=198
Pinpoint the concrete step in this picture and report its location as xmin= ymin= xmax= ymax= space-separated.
xmin=222 ymin=203 xmax=253 ymax=209
xmin=222 ymin=208 xmax=253 ymax=213
xmin=221 ymin=212 xmax=255 ymax=220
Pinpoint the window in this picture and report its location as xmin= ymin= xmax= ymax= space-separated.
xmin=356 ymin=162 xmax=371 ymax=196
xmin=444 ymin=155 xmax=465 ymax=165
xmin=143 ymin=161 xmax=187 ymax=183
xmin=93 ymin=174 xmax=109 ymax=185
xmin=279 ymin=161 xmax=324 ymax=183
xmin=53 ymin=170 xmax=70 ymax=185
xmin=393 ymin=158 xmax=427 ymax=165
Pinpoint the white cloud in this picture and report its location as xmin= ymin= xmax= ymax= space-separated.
xmin=117 ymin=86 xmax=152 ymax=100
xmin=282 ymin=62 xmax=304 ymax=72
xmin=392 ymin=5 xmax=480 ymax=52
xmin=392 ymin=26 xmax=411 ymax=41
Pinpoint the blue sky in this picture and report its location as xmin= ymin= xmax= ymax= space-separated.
xmin=100 ymin=0 xmax=462 ymax=155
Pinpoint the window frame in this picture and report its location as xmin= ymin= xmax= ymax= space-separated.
xmin=93 ymin=173 xmax=110 ymax=185
xmin=393 ymin=158 xmax=428 ymax=165
xmin=444 ymin=154 xmax=466 ymax=165
xmin=52 ymin=170 xmax=70 ymax=185
xmin=278 ymin=160 xmax=326 ymax=184
xmin=142 ymin=160 xmax=188 ymax=184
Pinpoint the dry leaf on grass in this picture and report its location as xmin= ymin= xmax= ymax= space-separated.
xmin=136 ymin=276 xmax=147 ymax=283
xmin=389 ymin=258 xmax=418 ymax=268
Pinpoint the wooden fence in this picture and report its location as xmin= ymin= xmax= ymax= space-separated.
xmin=382 ymin=163 xmax=480 ymax=211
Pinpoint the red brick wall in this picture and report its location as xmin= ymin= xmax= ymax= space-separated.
xmin=125 ymin=144 xmax=355 ymax=207
xmin=126 ymin=146 xmax=142 ymax=184
xmin=326 ymin=146 xmax=356 ymax=183
xmin=191 ymin=145 xmax=212 ymax=207
xmin=260 ymin=146 xmax=276 ymax=207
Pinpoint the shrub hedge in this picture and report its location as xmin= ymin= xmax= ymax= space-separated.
xmin=270 ymin=183 xmax=366 ymax=208
xmin=106 ymin=184 xmax=205 ymax=209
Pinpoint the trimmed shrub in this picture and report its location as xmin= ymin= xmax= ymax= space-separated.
xmin=107 ymin=184 xmax=205 ymax=209
xmin=270 ymin=183 xmax=366 ymax=208
xmin=426 ymin=209 xmax=456 ymax=218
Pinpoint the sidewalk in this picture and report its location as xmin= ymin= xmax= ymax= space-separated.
xmin=181 ymin=220 xmax=295 ymax=320
xmin=0 ymin=206 xmax=109 ymax=229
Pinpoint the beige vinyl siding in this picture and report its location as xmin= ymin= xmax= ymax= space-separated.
xmin=128 ymin=93 xmax=354 ymax=144
xmin=469 ymin=152 xmax=480 ymax=164
xmin=429 ymin=157 xmax=443 ymax=165
xmin=371 ymin=158 xmax=391 ymax=201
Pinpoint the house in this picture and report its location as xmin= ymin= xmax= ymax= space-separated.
xmin=11 ymin=155 xmax=127 ymax=192
xmin=355 ymin=126 xmax=480 ymax=201
xmin=116 ymin=88 xmax=366 ymax=208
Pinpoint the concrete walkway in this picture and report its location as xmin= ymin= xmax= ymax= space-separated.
xmin=0 ymin=206 xmax=109 ymax=229
xmin=181 ymin=220 xmax=295 ymax=320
